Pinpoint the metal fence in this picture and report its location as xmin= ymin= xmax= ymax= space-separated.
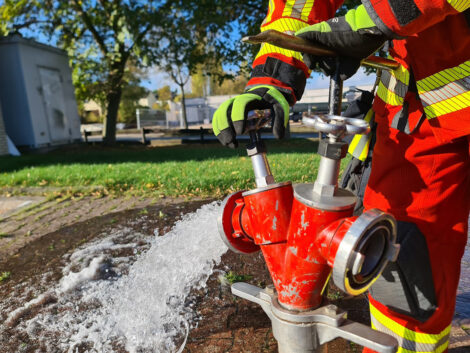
xmin=136 ymin=109 xmax=167 ymax=128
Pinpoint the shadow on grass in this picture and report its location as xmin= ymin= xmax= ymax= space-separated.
xmin=1 ymin=139 xmax=319 ymax=173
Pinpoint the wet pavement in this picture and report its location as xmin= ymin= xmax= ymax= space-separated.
xmin=0 ymin=196 xmax=468 ymax=352
xmin=455 ymin=238 xmax=470 ymax=322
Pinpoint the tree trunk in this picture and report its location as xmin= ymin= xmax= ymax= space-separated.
xmin=103 ymin=82 xmax=123 ymax=145
xmin=180 ymin=83 xmax=188 ymax=129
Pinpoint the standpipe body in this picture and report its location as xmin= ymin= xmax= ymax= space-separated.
xmin=219 ymin=66 xmax=396 ymax=310
xmin=217 ymin=30 xmax=401 ymax=353
xmin=227 ymin=183 xmax=360 ymax=310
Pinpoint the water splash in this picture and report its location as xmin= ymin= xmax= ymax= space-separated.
xmin=10 ymin=202 xmax=227 ymax=352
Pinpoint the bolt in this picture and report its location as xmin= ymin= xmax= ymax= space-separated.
xmin=232 ymin=231 xmax=243 ymax=238
xmin=326 ymin=304 xmax=338 ymax=314
xmin=255 ymin=175 xmax=275 ymax=187
xmin=265 ymin=285 xmax=275 ymax=294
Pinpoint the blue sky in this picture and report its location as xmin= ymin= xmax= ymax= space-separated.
xmin=141 ymin=66 xmax=376 ymax=93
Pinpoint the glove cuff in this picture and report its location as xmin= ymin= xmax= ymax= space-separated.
xmin=246 ymin=56 xmax=307 ymax=104
xmin=361 ymin=0 xmax=405 ymax=39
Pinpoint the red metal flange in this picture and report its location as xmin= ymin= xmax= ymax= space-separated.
xmin=218 ymin=191 xmax=260 ymax=254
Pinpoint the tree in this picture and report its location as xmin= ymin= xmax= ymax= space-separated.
xmin=1 ymin=0 xmax=170 ymax=144
xmin=153 ymin=85 xmax=172 ymax=111
xmin=155 ymin=13 xmax=211 ymax=129
xmin=1 ymin=0 xmax=267 ymax=140
xmin=119 ymin=84 xmax=148 ymax=126
xmin=191 ymin=66 xmax=206 ymax=98
xmin=0 ymin=0 xmax=39 ymax=36
xmin=212 ymin=73 xmax=250 ymax=96
xmin=156 ymin=86 xmax=172 ymax=102
xmin=154 ymin=0 xmax=268 ymax=128
xmin=1 ymin=0 xmax=360 ymax=140
xmin=51 ymin=1 xmax=169 ymax=144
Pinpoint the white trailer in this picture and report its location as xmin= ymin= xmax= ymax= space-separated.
xmin=0 ymin=34 xmax=81 ymax=149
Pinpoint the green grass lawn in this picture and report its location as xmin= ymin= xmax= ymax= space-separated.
xmin=0 ymin=140 xmax=349 ymax=198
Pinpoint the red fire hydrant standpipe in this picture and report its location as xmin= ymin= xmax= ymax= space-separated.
xmin=218 ymin=51 xmax=400 ymax=352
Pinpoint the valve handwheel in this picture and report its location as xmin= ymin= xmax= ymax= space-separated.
xmin=302 ymin=115 xmax=370 ymax=137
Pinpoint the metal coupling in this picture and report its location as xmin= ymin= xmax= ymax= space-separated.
xmin=232 ymin=282 xmax=398 ymax=353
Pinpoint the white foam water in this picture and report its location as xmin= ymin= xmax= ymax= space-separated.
xmin=11 ymin=202 xmax=227 ymax=352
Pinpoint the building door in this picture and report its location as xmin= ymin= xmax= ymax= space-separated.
xmin=38 ymin=67 xmax=69 ymax=142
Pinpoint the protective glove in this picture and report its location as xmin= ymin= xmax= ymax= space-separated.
xmin=295 ymin=4 xmax=388 ymax=80
xmin=212 ymin=85 xmax=289 ymax=148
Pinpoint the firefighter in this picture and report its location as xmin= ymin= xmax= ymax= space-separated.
xmin=212 ymin=1 xmax=470 ymax=352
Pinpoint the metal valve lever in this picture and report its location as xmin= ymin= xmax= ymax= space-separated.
xmin=232 ymin=282 xmax=398 ymax=353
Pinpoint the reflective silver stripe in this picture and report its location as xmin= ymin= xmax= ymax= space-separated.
xmin=390 ymin=102 xmax=410 ymax=133
xmin=371 ymin=316 xmax=450 ymax=352
xmin=348 ymin=109 xmax=374 ymax=161
xmin=381 ymin=70 xmax=408 ymax=98
xmin=290 ymin=0 xmax=307 ymax=19
xmin=350 ymin=133 xmax=370 ymax=160
xmin=391 ymin=103 xmax=426 ymax=135
xmin=419 ymin=76 xmax=470 ymax=107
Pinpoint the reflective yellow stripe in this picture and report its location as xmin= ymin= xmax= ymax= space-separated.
xmin=447 ymin=0 xmax=470 ymax=12
xmin=261 ymin=16 xmax=308 ymax=32
xmin=377 ymin=61 xmax=409 ymax=106
xmin=417 ymin=60 xmax=470 ymax=119
xmin=255 ymin=43 xmax=304 ymax=61
xmin=371 ymin=322 xmax=450 ymax=353
xmin=423 ymin=91 xmax=470 ymax=118
xmin=282 ymin=0 xmax=296 ymax=17
xmin=389 ymin=61 xmax=410 ymax=85
xmin=377 ymin=80 xmax=404 ymax=106
xmin=396 ymin=342 xmax=449 ymax=353
xmin=256 ymin=17 xmax=308 ymax=62
xmin=300 ymin=0 xmax=315 ymax=21
xmin=418 ymin=61 xmax=470 ymax=92
xmin=370 ymin=304 xmax=451 ymax=344
xmin=264 ymin=0 xmax=275 ymax=24
xmin=348 ymin=134 xmax=371 ymax=161
xmin=348 ymin=109 xmax=374 ymax=161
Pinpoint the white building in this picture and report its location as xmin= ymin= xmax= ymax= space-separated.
xmin=0 ymin=35 xmax=81 ymax=149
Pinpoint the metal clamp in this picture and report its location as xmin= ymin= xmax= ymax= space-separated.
xmin=303 ymin=115 xmax=370 ymax=137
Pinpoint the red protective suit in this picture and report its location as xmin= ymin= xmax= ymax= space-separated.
xmin=248 ymin=1 xmax=470 ymax=352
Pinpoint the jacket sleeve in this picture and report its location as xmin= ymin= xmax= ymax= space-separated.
xmin=245 ymin=0 xmax=344 ymax=104
xmin=362 ymin=0 xmax=470 ymax=38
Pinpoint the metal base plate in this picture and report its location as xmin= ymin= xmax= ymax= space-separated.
xmin=232 ymin=282 xmax=398 ymax=353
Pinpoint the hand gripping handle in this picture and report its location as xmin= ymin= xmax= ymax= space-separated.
xmin=246 ymin=110 xmax=271 ymax=129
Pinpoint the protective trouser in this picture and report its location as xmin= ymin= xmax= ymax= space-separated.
xmin=362 ymin=92 xmax=470 ymax=353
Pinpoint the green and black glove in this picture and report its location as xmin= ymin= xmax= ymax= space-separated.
xmin=212 ymin=85 xmax=289 ymax=148
xmin=295 ymin=4 xmax=388 ymax=80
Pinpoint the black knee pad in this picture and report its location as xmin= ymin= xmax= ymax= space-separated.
xmin=369 ymin=221 xmax=437 ymax=322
